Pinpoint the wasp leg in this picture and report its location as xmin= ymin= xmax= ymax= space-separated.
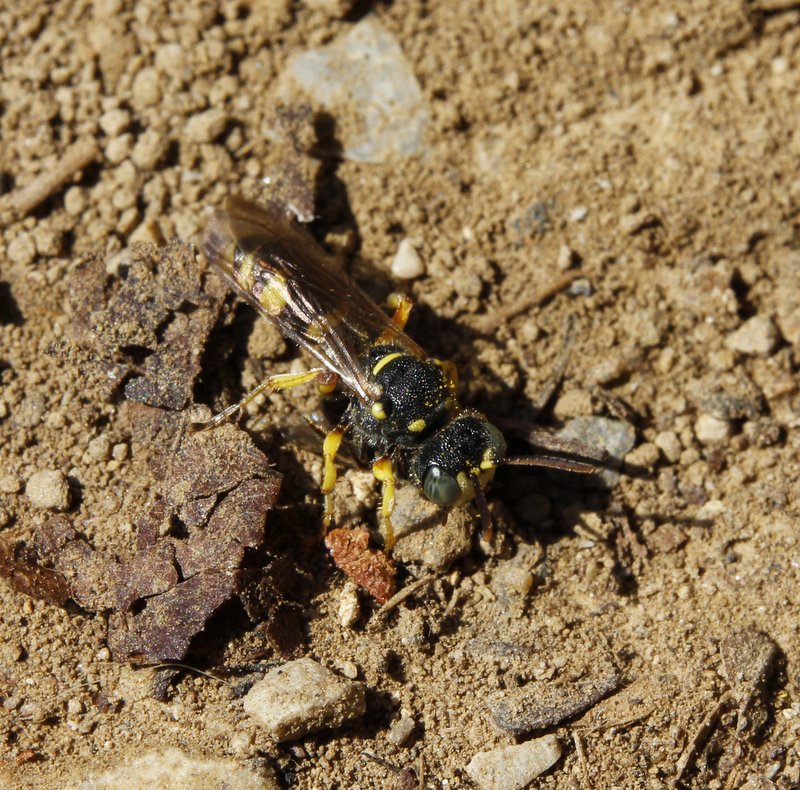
xmin=201 ymin=368 xmax=331 ymax=430
xmin=372 ymin=456 xmax=397 ymax=551
xmin=321 ymin=426 xmax=345 ymax=528
xmin=387 ymin=293 xmax=413 ymax=330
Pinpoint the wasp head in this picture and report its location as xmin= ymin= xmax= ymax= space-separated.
xmin=410 ymin=413 xmax=507 ymax=507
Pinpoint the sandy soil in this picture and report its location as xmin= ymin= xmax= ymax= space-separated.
xmin=1 ymin=1 xmax=799 ymax=788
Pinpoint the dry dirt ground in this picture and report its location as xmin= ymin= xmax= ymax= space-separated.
xmin=1 ymin=1 xmax=800 ymax=788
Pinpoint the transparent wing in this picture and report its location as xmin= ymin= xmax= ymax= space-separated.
xmin=204 ymin=195 xmax=425 ymax=403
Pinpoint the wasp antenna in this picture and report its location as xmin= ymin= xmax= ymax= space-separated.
xmin=470 ymin=473 xmax=494 ymax=544
xmin=502 ymin=455 xmax=599 ymax=475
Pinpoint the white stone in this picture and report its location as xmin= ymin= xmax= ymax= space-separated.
xmin=243 ymin=658 xmax=365 ymax=741
xmin=724 ymin=315 xmax=778 ymax=356
xmin=391 ymin=238 xmax=426 ymax=280
xmin=466 ymin=734 xmax=562 ymax=789
xmin=337 ymin=582 xmax=361 ymax=628
xmin=694 ymin=414 xmax=732 ymax=445
xmin=75 ymin=748 xmax=273 ymax=789
xmin=25 ymin=470 xmax=71 ymax=510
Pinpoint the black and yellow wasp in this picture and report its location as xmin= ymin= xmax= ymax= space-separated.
xmin=204 ymin=196 xmax=593 ymax=548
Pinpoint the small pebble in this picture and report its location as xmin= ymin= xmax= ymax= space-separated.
xmin=556 ymin=244 xmax=576 ymax=271
xmin=25 ymin=470 xmax=71 ymax=511
xmin=654 ymin=430 xmax=682 ymax=463
xmin=337 ymin=582 xmax=361 ymax=628
xmin=75 ymin=749 xmax=272 ymax=789
xmin=724 ymin=315 xmax=779 ymax=356
xmin=186 ymin=108 xmax=228 ymax=143
xmin=624 ymin=442 xmax=660 ymax=471
xmin=466 ymin=734 xmax=562 ymax=790
xmin=619 ymin=210 xmax=653 ymax=235
xmin=132 ymin=130 xmax=168 ymax=169
xmin=105 ymin=134 xmax=133 ymax=164
xmin=337 ymin=661 xmax=359 ymax=680
xmin=0 ymin=474 xmax=22 ymax=494
xmin=99 ymin=108 xmax=131 ymax=137
xmin=386 ymin=714 xmax=415 ymax=747
xmin=8 ymin=233 xmax=36 ymax=265
xmin=33 ymin=226 xmax=63 ymax=257
xmin=64 ymin=186 xmax=87 ymax=215
xmin=568 ymin=277 xmax=592 ymax=296
xmin=243 ymin=658 xmax=365 ymax=742
xmin=569 ymin=206 xmax=588 ymax=222
xmin=87 ymin=435 xmax=112 ymax=462
xmin=131 ymin=67 xmax=162 ymax=107
xmin=391 ymin=238 xmax=426 ymax=280
xmin=694 ymin=414 xmax=732 ymax=445
xmin=696 ymin=499 xmax=725 ymax=520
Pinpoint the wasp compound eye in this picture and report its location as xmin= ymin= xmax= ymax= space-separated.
xmin=422 ymin=465 xmax=461 ymax=507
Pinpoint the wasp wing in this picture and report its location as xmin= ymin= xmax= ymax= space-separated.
xmin=203 ymin=195 xmax=424 ymax=404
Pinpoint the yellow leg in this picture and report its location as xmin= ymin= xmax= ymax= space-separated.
xmin=202 ymin=368 xmax=326 ymax=429
xmin=387 ymin=293 xmax=413 ymax=330
xmin=321 ymin=427 xmax=345 ymax=528
xmin=372 ymin=456 xmax=396 ymax=551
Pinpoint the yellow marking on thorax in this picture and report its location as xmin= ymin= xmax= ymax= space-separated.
xmin=407 ymin=418 xmax=426 ymax=433
xmin=371 ymin=401 xmax=388 ymax=420
xmin=372 ymin=352 xmax=404 ymax=376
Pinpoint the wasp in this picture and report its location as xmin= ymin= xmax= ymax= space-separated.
xmin=203 ymin=196 xmax=595 ymax=549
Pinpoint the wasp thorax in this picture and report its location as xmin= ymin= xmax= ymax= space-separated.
xmin=356 ymin=346 xmax=451 ymax=443
xmin=412 ymin=414 xmax=507 ymax=507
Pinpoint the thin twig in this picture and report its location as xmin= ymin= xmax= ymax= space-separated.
xmin=8 ymin=139 xmax=100 ymax=217
xmin=469 ymin=270 xmax=583 ymax=333
xmin=674 ymin=697 xmax=726 ymax=782
xmin=370 ymin=573 xmax=436 ymax=623
xmin=573 ymin=731 xmax=592 ymax=790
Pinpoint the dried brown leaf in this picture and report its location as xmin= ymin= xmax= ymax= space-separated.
xmin=0 ymin=538 xmax=71 ymax=607
xmin=107 ymin=572 xmax=237 ymax=664
xmin=325 ymin=527 xmax=396 ymax=604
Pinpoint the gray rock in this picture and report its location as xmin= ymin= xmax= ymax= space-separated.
xmin=243 ymin=658 xmax=366 ymax=742
xmin=557 ymin=417 xmax=636 ymax=488
xmin=466 ymin=735 xmax=562 ymax=789
xmin=285 ymin=17 xmax=429 ymax=163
